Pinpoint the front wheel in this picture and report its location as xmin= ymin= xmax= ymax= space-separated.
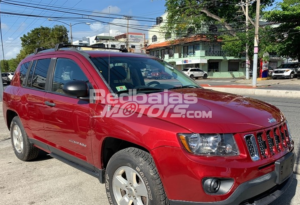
xmin=203 ymin=74 xmax=208 ymax=79
xmin=105 ymin=148 xmax=169 ymax=205
xmin=290 ymin=73 xmax=294 ymax=79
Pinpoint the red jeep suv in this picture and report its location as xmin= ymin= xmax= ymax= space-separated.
xmin=3 ymin=44 xmax=295 ymax=205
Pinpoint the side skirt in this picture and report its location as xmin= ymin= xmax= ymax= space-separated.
xmin=29 ymin=138 xmax=105 ymax=183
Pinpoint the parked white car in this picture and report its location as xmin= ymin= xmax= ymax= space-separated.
xmin=272 ymin=63 xmax=299 ymax=79
xmin=183 ymin=68 xmax=208 ymax=79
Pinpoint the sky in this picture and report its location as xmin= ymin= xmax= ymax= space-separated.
xmin=0 ymin=0 xmax=166 ymax=60
xmin=0 ymin=0 xmax=282 ymax=61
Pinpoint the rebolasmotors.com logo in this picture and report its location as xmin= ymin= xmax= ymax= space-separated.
xmin=91 ymin=89 xmax=212 ymax=119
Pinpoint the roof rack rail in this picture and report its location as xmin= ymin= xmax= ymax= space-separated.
xmin=34 ymin=47 xmax=45 ymax=54
xmin=54 ymin=43 xmax=128 ymax=53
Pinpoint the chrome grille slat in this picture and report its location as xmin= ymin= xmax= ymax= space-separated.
xmin=257 ymin=133 xmax=267 ymax=159
xmin=245 ymin=134 xmax=260 ymax=161
xmin=273 ymin=128 xmax=281 ymax=152
xmin=266 ymin=131 xmax=275 ymax=156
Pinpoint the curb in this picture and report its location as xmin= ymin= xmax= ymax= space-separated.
xmin=205 ymin=87 xmax=300 ymax=98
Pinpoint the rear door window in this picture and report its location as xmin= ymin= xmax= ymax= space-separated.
xmin=27 ymin=59 xmax=51 ymax=90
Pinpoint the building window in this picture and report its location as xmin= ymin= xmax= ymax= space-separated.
xmin=208 ymin=62 xmax=219 ymax=72
xmin=152 ymin=35 xmax=157 ymax=42
xmin=111 ymin=44 xmax=116 ymax=48
xmin=161 ymin=49 xmax=165 ymax=59
xmin=188 ymin=45 xmax=194 ymax=55
xmin=194 ymin=44 xmax=200 ymax=51
xmin=183 ymin=46 xmax=188 ymax=57
xmin=155 ymin=50 xmax=160 ymax=58
xmin=168 ymin=48 xmax=174 ymax=57
xmin=228 ymin=62 xmax=239 ymax=71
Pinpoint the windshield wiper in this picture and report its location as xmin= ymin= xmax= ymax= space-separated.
xmin=116 ymin=87 xmax=163 ymax=95
xmin=169 ymin=85 xmax=199 ymax=90
xmin=136 ymin=87 xmax=163 ymax=91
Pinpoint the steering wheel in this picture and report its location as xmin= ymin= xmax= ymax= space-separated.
xmin=147 ymin=81 xmax=161 ymax=87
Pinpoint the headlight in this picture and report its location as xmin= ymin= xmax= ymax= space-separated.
xmin=285 ymin=69 xmax=291 ymax=72
xmin=178 ymin=133 xmax=239 ymax=156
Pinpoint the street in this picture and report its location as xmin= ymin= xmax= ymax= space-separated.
xmin=0 ymin=94 xmax=299 ymax=205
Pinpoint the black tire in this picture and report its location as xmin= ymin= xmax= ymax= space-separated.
xmin=10 ymin=116 xmax=39 ymax=161
xmin=105 ymin=147 xmax=169 ymax=205
xmin=290 ymin=73 xmax=294 ymax=79
xmin=190 ymin=74 xmax=195 ymax=79
xmin=203 ymin=74 xmax=208 ymax=79
xmin=272 ymin=77 xmax=277 ymax=79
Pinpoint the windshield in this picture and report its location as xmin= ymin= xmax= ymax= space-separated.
xmin=90 ymin=56 xmax=200 ymax=94
xmin=278 ymin=63 xmax=299 ymax=68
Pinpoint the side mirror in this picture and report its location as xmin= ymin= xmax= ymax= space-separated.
xmin=63 ymin=81 xmax=89 ymax=98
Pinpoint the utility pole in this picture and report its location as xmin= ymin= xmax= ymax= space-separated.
xmin=245 ymin=1 xmax=250 ymax=80
xmin=252 ymin=0 xmax=260 ymax=87
xmin=108 ymin=6 xmax=110 ymax=48
xmin=124 ymin=16 xmax=132 ymax=49
xmin=70 ymin=23 xmax=73 ymax=45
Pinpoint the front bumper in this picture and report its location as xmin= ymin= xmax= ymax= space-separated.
xmin=170 ymin=171 xmax=294 ymax=205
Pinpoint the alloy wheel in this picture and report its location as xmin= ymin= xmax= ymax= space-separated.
xmin=12 ymin=124 xmax=23 ymax=153
xmin=112 ymin=166 xmax=148 ymax=205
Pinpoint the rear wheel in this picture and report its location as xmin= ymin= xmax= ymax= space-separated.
xmin=105 ymin=148 xmax=169 ymax=205
xmin=203 ymin=74 xmax=208 ymax=79
xmin=10 ymin=116 xmax=39 ymax=161
xmin=290 ymin=73 xmax=294 ymax=79
xmin=190 ymin=74 xmax=195 ymax=79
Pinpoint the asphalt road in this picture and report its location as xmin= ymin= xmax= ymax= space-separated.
xmin=0 ymin=96 xmax=299 ymax=205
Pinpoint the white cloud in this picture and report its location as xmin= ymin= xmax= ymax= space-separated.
xmin=5 ymin=47 xmax=21 ymax=60
xmin=0 ymin=37 xmax=21 ymax=60
xmin=1 ymin=23 xmax=8 ymax=30
xmin=75 ymin=6 xmax=145 ymax=41
xmin=90 ymin=22 xmax=104 ymax=32
xmin=101 ymin=6 xmax=121 ymax=14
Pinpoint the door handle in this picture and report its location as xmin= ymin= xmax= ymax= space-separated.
xmin=45 ymin=101 xmax=56 ymax=107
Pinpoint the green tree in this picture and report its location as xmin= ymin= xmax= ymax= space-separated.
xmin=20 ymin=25 xmax=68 ymax=58
xmin=165 ymin=0 xmax=274 ymax=36
xmin=221 ymin=26 xmax=277 ymax=59
xmin=264 ymin=0 xmax=300 ymax=61
xmin=7 ymin=58 xmax=19 ymax=71
xmin=0 ymin=60 xmax=9 ymax=72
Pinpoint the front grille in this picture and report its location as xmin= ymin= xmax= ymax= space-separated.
xmin=274 ymin=70 xmax=284 ymax=74
xmin=244 ymin=122 xmax=291 ymax=161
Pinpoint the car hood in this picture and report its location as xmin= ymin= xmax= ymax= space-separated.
xmin=113 ymin=88 xmax=285 ymax=133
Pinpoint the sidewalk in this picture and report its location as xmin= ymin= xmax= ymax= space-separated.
xmin=201 ymin=78 xmax=300 ymax=98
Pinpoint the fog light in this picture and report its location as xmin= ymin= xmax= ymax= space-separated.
xmin=203 ymin=178 xmax=220 ymax=193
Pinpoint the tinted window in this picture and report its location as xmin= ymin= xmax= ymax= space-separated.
xmin=183 ymin=68 xmax=189 ymax=71
xmin=29 ymin=59 xmax=51 ymax=90
xmin=20 ymin=62 xmax=30 ymax=86
xmin=27 ymin=61 xmax=36 ymax=87
xmin=52 ymin=58 xmax=88 ymax=95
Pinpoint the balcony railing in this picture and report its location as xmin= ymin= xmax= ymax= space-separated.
xmin=205 ymin=50 xmax=227 ymax=56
